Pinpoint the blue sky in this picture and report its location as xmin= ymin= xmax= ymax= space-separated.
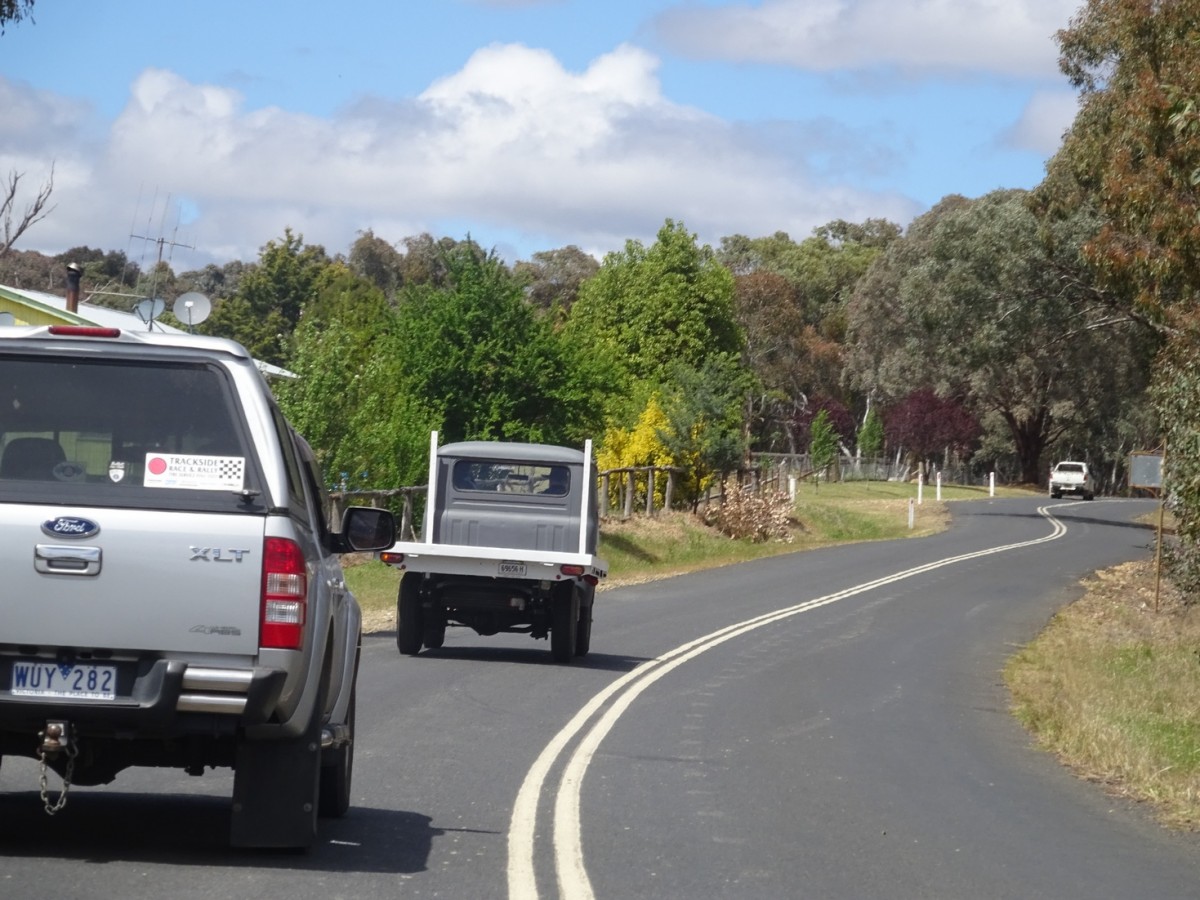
xmin=1 ymin=0 xmax=1081 ymax=273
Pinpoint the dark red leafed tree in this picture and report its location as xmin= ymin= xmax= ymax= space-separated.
xmin=884 ymin=389 xmax=981 ymax=477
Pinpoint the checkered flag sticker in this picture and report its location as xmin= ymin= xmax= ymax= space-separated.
xmin=219 ymin=457 xmax=245 ymax=485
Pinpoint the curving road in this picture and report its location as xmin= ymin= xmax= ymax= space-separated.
xmin=3 ymin=496 xmax=1198 ymax=899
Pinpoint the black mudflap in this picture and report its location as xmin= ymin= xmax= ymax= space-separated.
xmin=230 ymin=710 xmax=322 ymax=850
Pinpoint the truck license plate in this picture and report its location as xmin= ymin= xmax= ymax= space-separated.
xmin=11 ymin=661 xmax=117 ymax=700
xmin=498 ymin=560 xmax=527 ymax=577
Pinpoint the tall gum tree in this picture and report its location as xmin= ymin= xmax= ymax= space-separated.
xmin=845 ymin=189 xmax=1153 ymax=484
xmin=1037 ymin=0 xmax=1200 ymax=595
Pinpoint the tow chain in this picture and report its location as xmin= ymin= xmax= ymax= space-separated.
xmin=36 ymin=725 xmax=78 ymax=816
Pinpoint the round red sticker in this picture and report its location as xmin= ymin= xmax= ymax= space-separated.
xmin=148 ymin=456 xmax=168 ymax=475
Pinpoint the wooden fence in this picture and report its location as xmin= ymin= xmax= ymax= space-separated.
xmin=329 ymin=460 xmax=800 ymax=534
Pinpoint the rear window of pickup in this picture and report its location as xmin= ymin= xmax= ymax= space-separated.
xmin=0 ymin=355 xmax=264 ymax=513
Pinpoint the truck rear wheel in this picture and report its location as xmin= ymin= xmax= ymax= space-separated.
xmin=397 ymin=575 xmax=424 ymax=656
xmin=550 ymin=584 xmax=579 ymax=663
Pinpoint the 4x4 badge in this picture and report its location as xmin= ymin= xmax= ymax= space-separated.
xmin=42 ymin=517 xmax=100 ymax=539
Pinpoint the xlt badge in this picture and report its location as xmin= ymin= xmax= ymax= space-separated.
xmin=189 ymin=547 xmax=251 ymax=562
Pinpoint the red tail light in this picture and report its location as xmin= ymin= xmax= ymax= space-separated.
xmin=261 ymin=537 xmax=307 ymax=649
xmin=48 ymin=326 xmax=121 ymax=337
xmin=559 ymin=564 xmax=598 ymax=585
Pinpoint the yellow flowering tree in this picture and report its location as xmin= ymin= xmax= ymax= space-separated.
xmin=596 ymin=396 xmax=684 ymax=511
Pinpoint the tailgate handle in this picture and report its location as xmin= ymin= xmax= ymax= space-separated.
xmin=34 ymin=544 xmax=102 ymax=576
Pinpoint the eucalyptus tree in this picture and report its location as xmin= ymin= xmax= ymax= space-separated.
xmin=512 ymin=245 xmax=599 ymax=323
xmin=0 ymin=0 xmax=34 ymax=31
xmin=175 ymin=260 xmax=248 ymax=304
xmin=719 ymin=221 xmax=900 ymax=452
xmin=347 ymin=229 xmax=404 ymax=301
xmin=845 ymin=189 xmax=1152 ymax=484
xmin=1040 ymin=0 xmax=1200 ymax=324
xmin=1038 ymin=0 xmax=1200 ymax=594
xmin=732 ymin=270 xmax=812 ymax=452
xmin=397 ymin=233 xmax=478 ymax=290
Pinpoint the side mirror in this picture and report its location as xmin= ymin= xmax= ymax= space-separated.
xmin=340 ymin=506 xmax=396 ymax=552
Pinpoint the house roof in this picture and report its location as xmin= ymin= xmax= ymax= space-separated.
xmin=0 ymin=283 xmax=296 ymax=380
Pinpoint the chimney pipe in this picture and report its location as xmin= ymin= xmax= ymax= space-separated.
xmin=65 ymin=262 xmax=82 ymax=314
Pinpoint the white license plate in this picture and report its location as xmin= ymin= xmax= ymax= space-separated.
xmin=498 ymin=560 xmax=527 ymax=577
xmin=11 ymin=661 xmax=117 ymax=700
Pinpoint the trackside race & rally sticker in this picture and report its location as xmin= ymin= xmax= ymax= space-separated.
xmin=143 ymin=454 xmax=245 ymax=490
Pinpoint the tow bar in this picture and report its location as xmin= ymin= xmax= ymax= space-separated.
xmin=36 ymin=720 xmax=77 ymax=815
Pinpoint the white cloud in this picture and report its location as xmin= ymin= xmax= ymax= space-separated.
xmin=651 ymin=0 xmax=1078 ymax=80
xmin=1 ymin=44 xmax=921 ymax=268
xmin=1004 ymin=89 xmax=1079 ymax=155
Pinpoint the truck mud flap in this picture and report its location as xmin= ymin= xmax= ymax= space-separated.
xmin=230 ymin=709 xmax=321 ymax=850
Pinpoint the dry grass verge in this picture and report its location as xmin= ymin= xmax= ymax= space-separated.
xmin=1005 ymin=557 xmax=1200 ymax=830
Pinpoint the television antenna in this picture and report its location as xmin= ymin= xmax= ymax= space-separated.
xmin=127 ymin=189 xmax=195 ymax=309
xmin=172 ymin=292 xmax=211 ymax=333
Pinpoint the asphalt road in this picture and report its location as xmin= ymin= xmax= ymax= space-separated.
xmin=3 ymin=496 xmax=1198 ymax=899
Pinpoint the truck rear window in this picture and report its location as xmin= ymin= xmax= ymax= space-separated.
xmin=452 ymin=460 xmax=570 ymax=496
xmin=0 ymin=355 xmax=261 ymax=511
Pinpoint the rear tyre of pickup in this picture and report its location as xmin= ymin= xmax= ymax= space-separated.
xmin=318 ymin=685 xmax=355 ymax=818
xmin=551 ymin=583 xmax=579 ymax=663
xmin=396 ymin=574 xmax=424 ymax=656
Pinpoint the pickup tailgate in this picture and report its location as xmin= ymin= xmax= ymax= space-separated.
xmin=2 ymin=504 xmax=264 ymax=655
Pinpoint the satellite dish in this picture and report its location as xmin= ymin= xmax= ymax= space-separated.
xmin=134 ymin=297 xmax=166 ymax=325
xmin=173 ymin=292 xmax=211 ymax=331
xmin=0 ymin=312 xmax=15 ymax=326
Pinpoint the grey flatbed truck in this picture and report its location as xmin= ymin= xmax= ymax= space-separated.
xmin=380 ymin=433 xmax=607 ymax=663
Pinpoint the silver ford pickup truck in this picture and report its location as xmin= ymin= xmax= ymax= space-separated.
xmin=0 ymin=325 xmax=395 ymax=849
